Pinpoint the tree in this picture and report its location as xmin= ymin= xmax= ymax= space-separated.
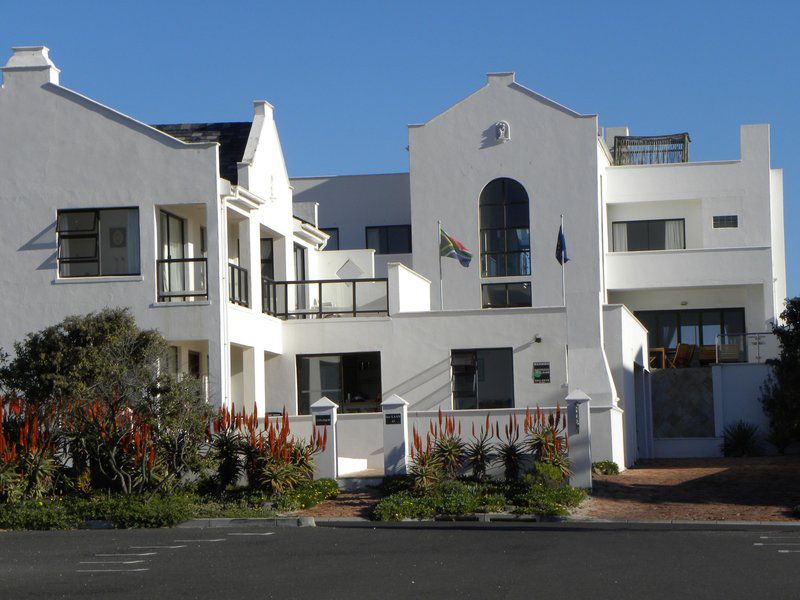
xmin=0 ymin=308 xmax=211 ymax=494
xmin=761 ymin=298 xmax=800 ymax=453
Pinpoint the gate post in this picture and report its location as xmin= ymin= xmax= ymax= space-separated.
xmin=310 ymin=397 xmax=338 ymax=480
xmin=566 ymin=390 xmax=592 ymax=489
xmin=381 ymin=394 xmax=410 ymax=476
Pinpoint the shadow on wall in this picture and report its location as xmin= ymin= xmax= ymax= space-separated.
xmin=480 ymin=124 xmax=502 ymax=150
xmin=18 ymin=221 xmax=57 ymax=271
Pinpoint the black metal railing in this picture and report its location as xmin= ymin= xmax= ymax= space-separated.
xmin=156 ymin=258 xmax=208 ymax=302
xmin=613 ymin=133 xmax=690 ymax=166
xmin=229 ymin=263 xmax=250 ymax=307
xmin=263 ymin=278 xmax=388 ymax=319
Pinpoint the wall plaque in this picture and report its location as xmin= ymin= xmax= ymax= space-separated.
xmin=314 ymin=414 xmax=331 ymax=426
xmin=532 ymin=362 xmax=550 ymax=384
xmin=385 ymin=413 xmax=402 ymax=425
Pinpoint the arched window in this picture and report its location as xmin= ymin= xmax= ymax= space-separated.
xmin=479 ymin=178 xmax=531 ymax=277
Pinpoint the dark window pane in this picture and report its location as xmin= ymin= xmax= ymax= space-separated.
xmin=479 ymin=205 xmax=504 ymax=229
xmin=701 ymin=312 xmax=721 ymax=346
xmin=506 ymin=282 xmax=532 ymax=307
xmin=658 ymin=313 xmax=678 ymax=348
xmin=507 ymin=229 xmax=530 ymax=251
xmin=479 ymin=179 xmax=505 ymax=205
xmin=626 ymin=222 xmax=649 ymax=251
xmin=387 ymin=226 xmax=411 ymax=253
xmin=452 ymin=348 xmax=514 ymax=410
xmin=679 ymin=311 xmax=700 ymax=347
xmin=505 ymin=203 xmax=530 ymax=228
xmin=481 ymin=229 xmax=505 ymax=253
xmin=505 ymin=251 xmax=531 ymax=276
xmin=57 ymin=211 xmax=96 ymax=233
xmin=59 ymin=261 xmax=99 ymax=277
xmin=366 ymin=226 xmax=410 ymax=254
xmin=483 ymin=254 xmax=506 ymax=277
xmin=59 ymin=237 xmax=96 ymax=259
xmin=261 ymin=238 xmax=274 ymax=279
xmin=481 ymin=284 xmax=507 ymax=308
xmin=723 ymin=310 xmax=745 ymax=335
xmin=648 ymin=221 xmax=666 ymax=250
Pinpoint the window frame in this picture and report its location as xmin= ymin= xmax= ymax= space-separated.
xmin=56 ymin=207 xmax=141 ymax=278
xmin=611 ymin=218 xmax=686 ymax=252
xmin=712 ymin=215 xmax=739 ymax=229
xmin=481 ymin=282 xmax=532 ymax=309
xmin=364 ymin=225 xmax=412 ymax=255
xmin=321 ymin=228 xmax=340 ymax=251
xmin=479 ymin=178 xmax=531 ymax=278
xmin=450 ymin=347 xmax=515 ymax=410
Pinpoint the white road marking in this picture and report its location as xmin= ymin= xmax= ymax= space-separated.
xmin=129 ymin=545 xmax=187 ymax=549
xmin=227 ymin=532 xmax=275 ymax=537
xmin=778 ymin=550 xmax=800 ymax=553
xmin=95 ymin=552 xmax=157 ymax=557
xmin=174 ymin=538 xmax=225 ymax=543
xmin=753 ymin=543 xmax=800 ymax=546
xmin=80 ymin=560 xmax=146 ymax=565
xmin=76 ymin=568 xmax=149 ymax=573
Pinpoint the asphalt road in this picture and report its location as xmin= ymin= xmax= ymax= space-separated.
xmin=1 ymin=522 xmax=798 ymax=599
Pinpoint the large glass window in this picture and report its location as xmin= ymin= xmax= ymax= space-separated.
xmin=612 ymin=219 xmax=685 ymax=252
xmin=481 ymin=282 xmax=532 ymax=309
xmin=479 ymin=178 xmax=530 ymax=277
xmin=451 ymin=348 xmax=514 ymax=409
xmin=261 ymin=238 xmax=274 ymax=279
xmin=365 ymin=225 xmax=411 ymax=254
xmin=635 ymin=308 xmax=746 ymax=350
xmin=57 ymin=208 xmax=140 ymax=277
xmin=297 ymin=352 xmax=381 ymax=414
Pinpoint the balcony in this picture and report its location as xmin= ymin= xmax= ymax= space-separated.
xmin=612 ymin=133 xmax=690 ymax=166
xmin=263 ymin=278 xmax=389 ymax=319
xmin=716 ymin=332 xmax=779 ymax=364
xmin=156 ymin=258 xmax=208 ymax=302
xmin=229 ymin=263 xmax=250 ymax=307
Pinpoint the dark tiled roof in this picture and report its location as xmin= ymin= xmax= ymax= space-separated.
xmin=152 ymin=122 xmax=252 ymax=185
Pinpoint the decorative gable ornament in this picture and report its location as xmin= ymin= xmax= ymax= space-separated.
xmin=495 ymin=120 xmax=510 ymax=143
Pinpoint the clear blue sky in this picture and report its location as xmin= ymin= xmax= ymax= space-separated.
xmin=2 ymin=1 xmax=797 ymax=297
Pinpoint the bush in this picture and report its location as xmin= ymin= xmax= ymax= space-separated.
xmin=0 ymin=499 xmax=84 ymax=530
xmin=373 ymin=491 xmax=436 ymax=521
xmin=428 ymin=480 xmax=480 ymax=515
xmin=513 ymin=484 xmax=586 ymax=516
xmin=476 ymin=493 xmax=506 ymax=513
xmin=722 ymin=421 xmax=762 ymax=457
xmin=83 ymin=494 xmax=194 ymax=528
xmin=274 ymin=479 xmax=339 ymax=512
xmin=592 ymin=460 xmax=620 ymax=476
xmin=526 ymin=462 xmax=567 ymax=487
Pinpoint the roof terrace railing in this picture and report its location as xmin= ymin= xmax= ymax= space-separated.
xmin=613 ymin=133 xmax=690 ymax=166
xmin=263 ymin=277 xmax=389 ymax=320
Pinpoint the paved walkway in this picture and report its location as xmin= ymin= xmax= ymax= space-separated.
xmin=299 ymin=488 xmax=381 ymax=519
xmin=579 ymin=456 xmax=800 ymax=522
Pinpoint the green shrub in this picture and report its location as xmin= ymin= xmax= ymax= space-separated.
xmin=513 ymin=484 xmax=586 ymax=516
xmin=380 ymin=475 xmax=413 ymax=496
xmin=275 ymin=479 xmax=339 ymax=512
xmin=722 ymin=421 xmax=762 ymax=457
xmin=373 ymin=491 xmax=436 ymax=521
xmin=82 ymin=494 xmax=194 ymax=528
xmin=525 ymin=462 xmax=567 ymax=487
xmin=476 ymin=493 xmax=506 ymax=513
xmin=0 ymin=499 xmax=84 ymax=530
xmin=592 ymin=460 xmax=620 ymax=476
xmin=428 ymin=480 xmax=479 ymax=515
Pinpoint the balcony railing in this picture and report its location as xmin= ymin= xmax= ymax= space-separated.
xmin=263 ymin=277 xmax=389 ymax=319
xmin=156 ymin=258 xmax=208 ymax=302
xmin=612 ymin=133 xmax=690 ymax=166
xmin=716 ymin=332 xmax=779 ymax=364
xmin=229 ymin=263 xmax=250 ymax=307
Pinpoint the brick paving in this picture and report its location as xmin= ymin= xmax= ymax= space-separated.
xmin=577 ymin=456 xmax=800 ymax=522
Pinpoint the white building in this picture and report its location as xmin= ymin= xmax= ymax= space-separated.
xmin=0 ymin=47 xmax=787 ymax=473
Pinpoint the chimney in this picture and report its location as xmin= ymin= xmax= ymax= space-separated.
xmin=487 ymin=72 xmax=515 ymax=86
xmin=1 ymin=46 xmax=60 ymax=87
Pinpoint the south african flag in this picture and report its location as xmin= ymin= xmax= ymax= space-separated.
xmin=439 ymin=226 xmax=472 ymax=267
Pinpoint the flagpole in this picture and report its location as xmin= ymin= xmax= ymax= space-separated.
xmin=438 ymin=220 xmax=444 ymax=310
xmin=561 ymin=213 xmax=570 ymax=390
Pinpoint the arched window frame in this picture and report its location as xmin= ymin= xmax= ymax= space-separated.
xmin=479 ymin=178 xmax=531 ymax=278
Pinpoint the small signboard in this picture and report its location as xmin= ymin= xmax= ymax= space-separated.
xmin=385 ymin=413 xmax=402 ymax=425
xmin=532 ymin=362 xmax=550 ymax=384
xmin=314 ymin=414 xmax=332 ymax=426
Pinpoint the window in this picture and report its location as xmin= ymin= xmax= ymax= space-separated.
xmin=481 ymin=282 xmax=532 ymax=309
xmin=321 ymin=228 xmax=339 ymax=251
xmin=57 ymin=208 xmax=140 ymax=277
xmin=200 ymin=226 xmax=207 ymax=257
xmin=365 ymin=225 xmax=411 ymax=254
xmin=451 ymin=348 xmax=514 ymax=409
xmin=713 ymin=215 xmax=739 ymax=229
xmin=261 ymin=238 xmax=274 ymax=279
xmin=296 ymin=352 xmax=381 ymax=414
xmin=611 ymin=219 xmax=685 ymax=251
xmin=479 ymin=178 xmax=530 ymax=277
xmin=166 ymin=346 xmax=180 ymax=375
xmin=635 ymin=308 xmax=745 ymax=350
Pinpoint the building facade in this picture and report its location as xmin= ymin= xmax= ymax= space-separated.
xmin=0 ymin=47 xmax=787 ymax=472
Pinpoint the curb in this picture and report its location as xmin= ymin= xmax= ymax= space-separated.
xmin=177 ymin=517 xmax=315 ymax=528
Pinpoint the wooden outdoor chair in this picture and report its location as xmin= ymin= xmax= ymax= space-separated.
xmin=668 ymin=343 xmax=695 ymax=368
xmin=698 ymin=345 xmax=717 ymax=366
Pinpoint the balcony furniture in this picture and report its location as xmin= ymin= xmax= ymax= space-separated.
xmin=698 ymin=345 xmax=717 ymax=366
xmin=649 ymin=347 xmax=667 ymax=369
xmin=668 ymin=343 xmax=695 ymax=368
xmin=156 ymin=257 xmax=208 ymax=302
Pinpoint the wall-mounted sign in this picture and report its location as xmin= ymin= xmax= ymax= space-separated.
xmin=532 ymin=362 xmax=550 ymax=384
xmin=385 ymin=413 xmax=402 ymax=425
xmin=314 ymin=414 xmax=331 ymax=426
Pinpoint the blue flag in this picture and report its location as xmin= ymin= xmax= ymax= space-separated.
xmin=555 ymin=225 xmax=569 ymax=265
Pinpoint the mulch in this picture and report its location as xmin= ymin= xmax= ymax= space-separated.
xmin=298 ymin=488 xmax=382 ymax=520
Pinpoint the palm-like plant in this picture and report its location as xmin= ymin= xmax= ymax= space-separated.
xmin=497 ymin=415 xmax=524 ymax=481
xmin=464 ymin=415 xmax=495 ymax=482
xmin=431 ymin=409 xmax=464 ymax=478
